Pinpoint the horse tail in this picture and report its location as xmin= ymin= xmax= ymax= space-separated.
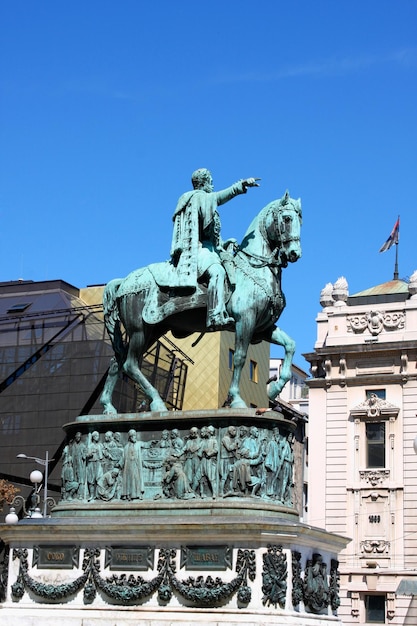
xmin=103 ymin=278 xmax=127 ymax=365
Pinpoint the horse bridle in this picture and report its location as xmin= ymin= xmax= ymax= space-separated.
xmin=238 ymin=202 xmax=300 ymax=268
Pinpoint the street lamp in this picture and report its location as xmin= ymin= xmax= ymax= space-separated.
xmin=16 ymin=451 xmax=54 ymax=518
xmin=28 ymin=469 xmax=43 ymax=518
xmin=4 ymin=470 xmax=44 ymax=522
xmin=4 ymin=507 xmax=19 ymax=525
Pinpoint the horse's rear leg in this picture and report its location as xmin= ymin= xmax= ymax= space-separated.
xmin=100 ymin=356 xmax=121 ymax=414
xmin=123 ymin=331 xmax=167 ymax=413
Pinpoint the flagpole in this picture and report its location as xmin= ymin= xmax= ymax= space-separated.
xmin=393 ymin=241 xmax=399 ymax=280
xmin=393 ymin=214 xmax=400 ymax=280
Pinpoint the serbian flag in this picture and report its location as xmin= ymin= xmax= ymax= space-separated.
xmin=379 ymin=218 xmax=400 ymax=252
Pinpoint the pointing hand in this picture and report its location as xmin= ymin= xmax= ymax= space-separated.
xmin=243 ymin=177 xmax=261 ymax=189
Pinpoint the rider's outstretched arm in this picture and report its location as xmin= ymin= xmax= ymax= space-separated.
xmin=215 ymin=178 xmax=260 ymax=206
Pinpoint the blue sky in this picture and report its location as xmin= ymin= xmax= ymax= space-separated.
xmin=1 ymin=1 xmax=416 ymax=367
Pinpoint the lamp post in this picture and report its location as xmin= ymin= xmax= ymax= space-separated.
xmin=29 ymin=469 xmax=43 ymax=518
xmin=16 ymin=451 xmax=54 ymax=518
xmin=4 ymin=470 xmax=43 ymax=522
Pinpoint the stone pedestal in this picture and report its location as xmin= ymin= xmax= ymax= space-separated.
xmin=0 ymin=409 xmax=348 ymax=625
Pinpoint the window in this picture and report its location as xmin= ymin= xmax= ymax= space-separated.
xmin=1 ymin=414 xmax=21 ymax=435
xmin=7 ymin=302 xmax=31 ymax=314
xmin=303 ymin=483 xmax=308 ymax=514
xmin=366 ymin=389 xmax=386 ymax=400
xmin=249 ymin=360 xmax=258 ymax=383
xmin=269 ymin=367 xmax=278 ymax=379
xmin=365 ymin=594 xmax=385 ymax=623
xmin=366 ymin=422 xmax=385 ymax=468
xmin=228 ymin=349 xmax=234 ymax=370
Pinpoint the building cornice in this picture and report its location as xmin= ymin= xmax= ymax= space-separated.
xmin=306 ymin=372 xmax=416 ymax=389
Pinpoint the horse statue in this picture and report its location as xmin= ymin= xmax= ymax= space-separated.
xmin=100 ymin=190 xmax=302 ymax=413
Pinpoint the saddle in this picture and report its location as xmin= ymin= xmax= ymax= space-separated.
xmin=118 ymin=260 xmax=233 ymax=327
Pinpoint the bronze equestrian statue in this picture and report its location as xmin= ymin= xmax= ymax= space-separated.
xmin=100 ymin=169 xmax=302 ymax=413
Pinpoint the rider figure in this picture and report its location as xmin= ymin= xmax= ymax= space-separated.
xmin=170 ymin=168 xmax=259 ymax=330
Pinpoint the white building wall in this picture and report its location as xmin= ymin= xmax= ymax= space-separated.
xmin=305 ymin=274 xmax=417 ymax=624
xmin=308 ymin=385 xmax=327 ymax=529
xmin=403 ymin=379 xmax=417 ymax=571
xmin=325 ymin=387 xmax=349 ymax=543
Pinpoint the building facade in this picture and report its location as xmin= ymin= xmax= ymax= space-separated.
xmin=269 ymin=357 xmax=309 ymax=413
xmin=305 ymin=273 xmax=417 ymax=624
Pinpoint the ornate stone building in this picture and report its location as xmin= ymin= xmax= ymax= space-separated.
xmin=305 ymin=271 xmax=417 ymax=624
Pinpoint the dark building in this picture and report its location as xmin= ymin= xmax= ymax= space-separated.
xmin=0 ymin=279 xmax=189 ymax=500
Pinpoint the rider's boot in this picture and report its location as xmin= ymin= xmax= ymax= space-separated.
xmin=206 ymin=264 xmax=234 ymax=330
xmin=207 ymin=309 xmax=234 ymax=330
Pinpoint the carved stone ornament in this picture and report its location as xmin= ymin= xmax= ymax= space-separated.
xmin=329 ymin=559 xmax=341 ymax=613
xmin=261 ymin=544 xmax=287 ymax=609
xmin=11 ymin=546 xmax=255 ymax=608
xmin=303 ymin=553 xmax=330 ymax=614
xmin=359 ymin=469 xmax=390 ymax=486
xmin=387 ymin=592 xmax=396 ymax=620
xmin=347 ymin=310 xmax=405 ymax=335
xmin=360 ymin=540 xmax=390 ymax=555
xmin=351 ymin=591 xmax=359 ymax=617
xmin=319 ymin=282 xmax=334 ymax=308
xmin=332 ymin=277 xmax=348 ymax=306
xmin=0 ymin=544 xmax=9 ymax=602
xmin=291 ymin=550 xmax=303 ymax=608
xmin=350 ymin=394 xmax=399 ymax=420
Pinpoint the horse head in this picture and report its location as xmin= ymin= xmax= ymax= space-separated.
xmin=268 ymin=190 xmax=302 ymax=268
xmin=240 ymin=191 xmax=302 ymax=269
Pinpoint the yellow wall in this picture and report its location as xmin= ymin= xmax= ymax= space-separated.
xmin=171 ymin=331 xmax=270 ymax=410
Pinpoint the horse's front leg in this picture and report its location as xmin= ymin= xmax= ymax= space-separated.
xmin=267 ymin=326 xmax=295 ymax=400
xmin=123 ymin=331 xmax=167 ymax=412
xmin=228 ymin=315 xmax=255 ymax=409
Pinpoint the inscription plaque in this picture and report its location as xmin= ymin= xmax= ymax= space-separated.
xmin=105 ymin=546 xmax=154 ymax=571
xmin=181 ymin=545 xmax=232 ymax=571
xmin=33 ymin=545 xmax=79 ymax=569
